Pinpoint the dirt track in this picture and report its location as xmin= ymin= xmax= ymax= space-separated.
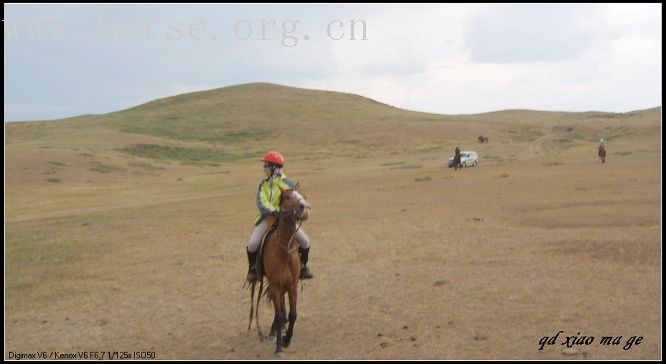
xmin=527 ymin=127 xmax=553 ymax=158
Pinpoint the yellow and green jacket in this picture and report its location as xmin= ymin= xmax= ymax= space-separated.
xmin=254 ymin=174 xmax=295 ymax=225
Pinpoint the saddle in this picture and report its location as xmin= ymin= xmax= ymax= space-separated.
xmin=255 ymin=215 xmax=279 ymax=281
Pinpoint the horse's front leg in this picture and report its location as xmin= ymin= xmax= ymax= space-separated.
xmin=270 ymin=295 xmax=287 ymax=337
xmin=269 ymin=315 xmax=278 ymax=338
xmin=283 ymin=283 xmax=298 ymax=348
xmin=271 ymin=289 xmax=285 ymax=355
xmin=281 ymin=295 xmax=288 ymax=326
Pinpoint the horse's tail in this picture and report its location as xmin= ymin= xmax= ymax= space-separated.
xmin=263 ymin=284 xmax=273 ymax=304
xmin=248 ymin=281 xmax=256 ymax=330
xmin=255 ymin=278 xmax=265 ymax=340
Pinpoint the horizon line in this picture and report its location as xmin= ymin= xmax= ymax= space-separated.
xmin=4 ymin=82 xmax=662 ymax=123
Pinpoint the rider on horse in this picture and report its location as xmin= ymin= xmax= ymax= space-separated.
xmin=245 ymin=151 xmax=315 ymax=283
xmin=452 ymin=146 xmax=462 ymax=169
xmin=598 ymin=138 xmax=606 ymax=152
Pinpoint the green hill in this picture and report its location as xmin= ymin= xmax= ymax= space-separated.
xmin=5 ymin=82 xmax=661 ymax=170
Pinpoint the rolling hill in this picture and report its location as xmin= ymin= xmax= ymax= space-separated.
xmin=5 ymin=82 xmax=661 ymax=183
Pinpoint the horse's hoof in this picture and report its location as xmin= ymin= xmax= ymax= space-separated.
xmin=275 ymin=352 xmax=285 ymax=359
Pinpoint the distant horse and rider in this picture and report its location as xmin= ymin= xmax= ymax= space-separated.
xmin=598 ymin=138 xmax=606 ymax=163
xmin=451 ymin=146 xmax=462 ymax=170
xmin=478 ymin=135 xmax=489 ymax=143
xmin=248 ymin=183 xmax=311 ymax=357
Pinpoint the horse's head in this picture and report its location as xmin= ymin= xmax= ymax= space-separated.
xmin=280 ymin=183 xmax=311 ymax=221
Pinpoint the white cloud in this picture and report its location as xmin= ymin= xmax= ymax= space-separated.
xmin=463 ymin=4 xmax=605 ymax=63
xmin=326 ymin=4 xmax=479 ymax=77
xmin=310 ymin=3 xmax=661 ymax=114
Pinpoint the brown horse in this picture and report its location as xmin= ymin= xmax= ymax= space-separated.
xmin=598 ymin=146 xmax=606 ymax=163
xmin=248 ymin=183 xmax=311 ymax=357
xmin=478 ymin=135 xmax=489 ymax=143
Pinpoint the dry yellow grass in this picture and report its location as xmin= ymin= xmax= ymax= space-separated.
xmin=4 ymin=84 xmax=661 ymax=359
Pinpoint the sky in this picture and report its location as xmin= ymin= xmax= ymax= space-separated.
xmin=3 ymin=3 xmax=662 ymax=121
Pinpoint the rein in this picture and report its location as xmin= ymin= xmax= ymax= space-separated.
xmin=287 ymin=220 xmax=303 ymax=254
xmin=275 ymin=211 xmax=302 ymax=255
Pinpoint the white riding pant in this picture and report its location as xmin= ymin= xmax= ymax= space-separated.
xmin=246 ymin=219 xmax=310 ymax=253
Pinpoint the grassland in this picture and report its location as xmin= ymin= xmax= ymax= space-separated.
xmin=4 ymin=83 xmax=662 ymax=359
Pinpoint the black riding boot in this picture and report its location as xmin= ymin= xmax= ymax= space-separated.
xmin=246 ymin=248 xmax=258 ymax=283
xmin=299 ymin=247 xmax=314 ymax=279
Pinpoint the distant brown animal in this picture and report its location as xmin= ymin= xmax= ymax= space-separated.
xmin=598 ymin=145 xmax=606 ymax=163
xmin=478 ymin=135 xmax=489 ymax=143
xmin=248 ymin=183 xmax=311 ymax=357
xmin=452 ymin=152 xmax=462 ymax=171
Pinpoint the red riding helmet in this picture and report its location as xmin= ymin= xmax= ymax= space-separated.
xmin=261 ymin=151 xmax=285 ymax=167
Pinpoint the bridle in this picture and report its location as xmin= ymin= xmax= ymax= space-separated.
xmin=275 ymin=200 xmax=307 ymax=256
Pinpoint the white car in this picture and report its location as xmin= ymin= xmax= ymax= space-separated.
xmin=448 ymin=151 xmax=479 ymax=168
